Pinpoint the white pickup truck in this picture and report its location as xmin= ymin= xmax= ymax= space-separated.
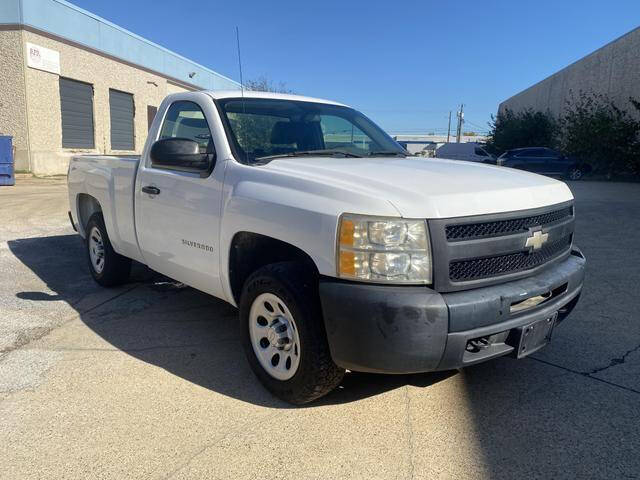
xmin=68 ymin=91 xmax=585 ymax=404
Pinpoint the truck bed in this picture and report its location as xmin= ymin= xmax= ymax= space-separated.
xmin=67 ymin=155 xmax=144 ymax=263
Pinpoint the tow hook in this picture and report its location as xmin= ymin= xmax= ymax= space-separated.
xmin=466 ymin=336 xmax=491 ymax=353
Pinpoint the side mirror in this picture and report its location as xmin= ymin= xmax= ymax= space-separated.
xmin=150 ymin=138 xmax=215 ymax=176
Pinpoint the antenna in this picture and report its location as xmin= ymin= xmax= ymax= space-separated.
xmin=235 ymin=26 xmax=248 ymax=162
xmin=236 ymin=26 xmax=244 ymax=96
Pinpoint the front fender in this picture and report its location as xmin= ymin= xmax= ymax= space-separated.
xmin=218 ymin=161 xmax=399 ymax=305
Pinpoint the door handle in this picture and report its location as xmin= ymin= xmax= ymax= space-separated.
xmin=142 ymin=186 xmax=160 ymax=195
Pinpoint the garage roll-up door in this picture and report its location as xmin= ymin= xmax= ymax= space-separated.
xmin=109 ymin=89 xmax=135 ymax=150
xmin=59 ymin=78 xmax=95 ymax=149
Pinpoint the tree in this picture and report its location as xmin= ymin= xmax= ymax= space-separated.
xmin=485 ymin=108 xmax=558 ymax=154
xmin=244 ymin=76 xmax=293 ymax=94
xmin=559 ymin=91 xmax=640 ymax=176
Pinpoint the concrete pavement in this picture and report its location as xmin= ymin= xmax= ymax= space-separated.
xmin=1 ymin=177 xmax=639 ymax=479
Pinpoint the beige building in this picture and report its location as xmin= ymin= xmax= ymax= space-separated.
xmin=499 ymin=26 xmax=640 ymax=119
xmin=0 ymin=0 xmax=239 ymax=175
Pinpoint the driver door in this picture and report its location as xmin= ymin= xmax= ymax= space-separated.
xmin=135 ymin=98 xmax=225 ymax=297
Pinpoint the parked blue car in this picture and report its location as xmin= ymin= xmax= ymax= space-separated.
xmin=497 ymin=147 xmax=591 ymax=180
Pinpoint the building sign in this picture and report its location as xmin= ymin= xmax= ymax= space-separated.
xmin=26 ymin=42 xmax=60 ymax=75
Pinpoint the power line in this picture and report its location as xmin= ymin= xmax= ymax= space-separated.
xmin=465 ymin=119 xmax=490 ymax=131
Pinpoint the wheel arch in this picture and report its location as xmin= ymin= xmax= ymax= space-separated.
xmin=76 ymin=193 xmax=103 ymax=238
xmin=228 ymin=231 xmax=319 ymax=305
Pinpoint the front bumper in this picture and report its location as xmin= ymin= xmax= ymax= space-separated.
xmin=319 ymin=248 xmax=585 ymax=374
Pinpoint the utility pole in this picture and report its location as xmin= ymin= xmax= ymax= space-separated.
xmin=456 ymin=104 xmax=464 ymax=143
xmin=446 ymin=111 xmax=452 ymax=143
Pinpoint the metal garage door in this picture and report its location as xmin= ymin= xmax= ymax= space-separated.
xmin=59 ymin=78 xmax=95 ymax=149
xmin=109 ymin=89 xmax=135 ymax=150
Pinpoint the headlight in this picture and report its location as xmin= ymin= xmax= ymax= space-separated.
xmin=337 ymin=214 xmax=432 ymax=284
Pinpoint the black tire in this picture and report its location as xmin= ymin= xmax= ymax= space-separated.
xmin=566 ymin=166 xmax=584 ymax=181
xmin=85 ymin=212 xmax=131 ymax=287
xmin=240 ymin=262 xmax=344 ymax=404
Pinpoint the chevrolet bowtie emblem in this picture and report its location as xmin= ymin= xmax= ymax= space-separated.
xmin=525 ymin=229 xmax=549 ymax=251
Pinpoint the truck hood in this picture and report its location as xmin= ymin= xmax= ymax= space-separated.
xmin=263 ymin=156 xmax=573 ymax=218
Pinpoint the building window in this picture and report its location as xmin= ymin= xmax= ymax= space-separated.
xmin=59 ymin=78 xmax=95 ymax=149
xmin=109 ymin=89 xmax=135 ymax=150
xmin=147 ymin=105 xmax=158 ymax=131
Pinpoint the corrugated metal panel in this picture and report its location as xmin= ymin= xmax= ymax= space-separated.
xmin=59 ymin=78 xmax=95 ymax=148
xmin=109 ymin=89 xmax=134 ymax=150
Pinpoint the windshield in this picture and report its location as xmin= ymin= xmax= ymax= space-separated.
xmin=217 ymin=98 xmax=406 ymax=163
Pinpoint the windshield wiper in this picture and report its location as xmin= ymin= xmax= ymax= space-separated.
xmin=367 ymin=151 xmax=407 ymax=157
xmin=256 ymin=149 xmax=364 ymax=161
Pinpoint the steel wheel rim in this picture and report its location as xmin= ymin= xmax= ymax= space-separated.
xmin=569 ymin=168 xmax=582 ymax=180
xmin=249 ymin=292 xmax=301 ymax=381
xmin=88 ymin=226 xmax=105 ymax=274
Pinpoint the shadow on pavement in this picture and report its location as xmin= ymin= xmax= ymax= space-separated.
xmin=455 ymin=181 xmax=640 ymax=478
xmin=459 ymin=357 xmax=640 ymax=478
xmin=8 ymin=233 xmax=452 ymax=408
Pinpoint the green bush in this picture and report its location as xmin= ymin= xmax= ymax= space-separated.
xmin=559 ymin=92 xmax=640 ymax=176
xmin=485 ymin=108 xmax=558 ymax=155
xmin=486 ymin=92 xmax=640 ymax=178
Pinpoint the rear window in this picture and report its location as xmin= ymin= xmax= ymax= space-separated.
xmin=474 ymin=148 xmax=489 ymax=157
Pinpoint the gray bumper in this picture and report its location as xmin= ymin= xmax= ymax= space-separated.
xmin=319 ymin=249 xmax=585 ymax=374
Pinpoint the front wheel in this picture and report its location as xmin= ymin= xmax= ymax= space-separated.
xmin=567 ymin=167 xmax=584 ymax=181
xmin=85 ymin=213 xmax=131 ymax=287
xmin=240 ymin=262 xmax=344 ymax=404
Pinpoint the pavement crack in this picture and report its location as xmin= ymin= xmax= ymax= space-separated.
xmin=0 ymin=284 xmax=141 ymax=357
xmin=401 ymin=385 xmax=416 ymax=480
xmin=587 ymin=343 xmax=640 ymax=375
xmin=74 ymin=283 xmax=143 ymax=315
xmin=159 ymin=411 xmax=281 ymax=480
xmin=528 ymin=356 xmax=640 ymax=395
xmin=47 ymin=339 xmax=238 ymax=354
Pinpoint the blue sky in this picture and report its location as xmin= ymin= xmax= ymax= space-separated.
xmin=70 ymin=0 xmax=640 ymax=135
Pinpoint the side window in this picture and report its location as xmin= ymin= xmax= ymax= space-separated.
xmin=529 ymin=149 xmax=547 ymax=158
xmin=516 ymin=149 xmax=535 ymax=158
xmin=159 ymin=101 xmax=213 ymax=153
xmin=474 ymin=147 xmax=488 ymax=156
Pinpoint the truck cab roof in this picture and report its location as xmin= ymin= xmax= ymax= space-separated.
xmin=200 ymin=90 xmax=349 ymax=107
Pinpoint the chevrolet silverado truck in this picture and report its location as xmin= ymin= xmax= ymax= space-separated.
xmin=67 ymin=91 xmax=585 ymax=404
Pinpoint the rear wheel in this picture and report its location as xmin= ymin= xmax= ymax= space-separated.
xmin=85 ymin=213 xmax=131 ymax=287
xmin=240 ymin=262 xmax=344 ymax=404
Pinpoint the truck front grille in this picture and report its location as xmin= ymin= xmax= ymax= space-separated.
xmin=428 ymin=201 xmax=575 ymax=292
xmin=449 ymin=234 xmax=572 ymax=282
xmin=445 ymin=206 xmax=573 ymax=241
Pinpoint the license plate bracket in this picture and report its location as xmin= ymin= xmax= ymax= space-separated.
xmin=513 ymin=313 xmax=557 ymax=358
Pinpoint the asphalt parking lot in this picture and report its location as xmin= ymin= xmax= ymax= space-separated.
xmin=1 ymin=177 xmax=639 ymax=479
